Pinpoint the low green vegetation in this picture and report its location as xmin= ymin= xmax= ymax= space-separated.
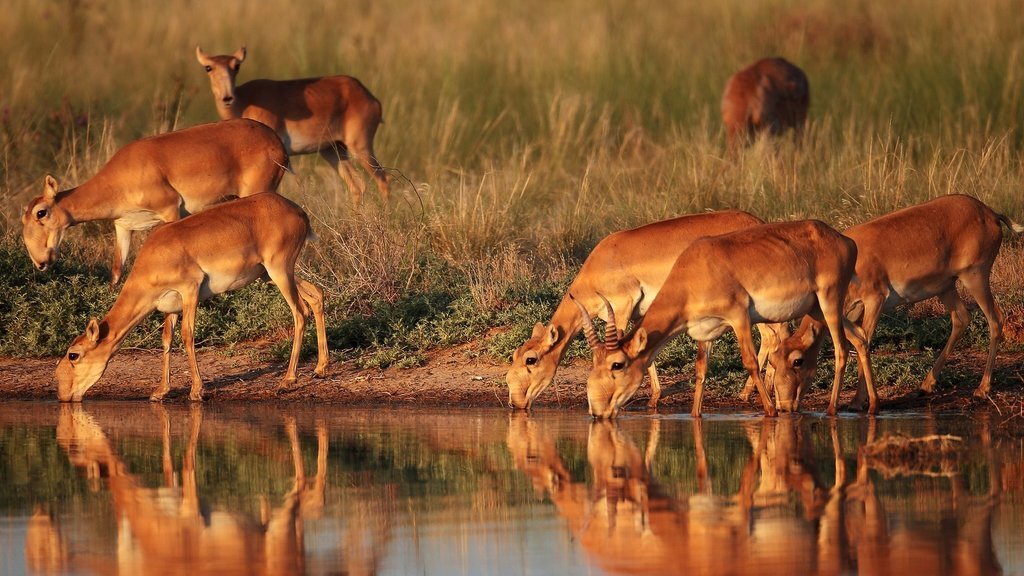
xmin=1 ymin=0 xmax=1022 ymax=393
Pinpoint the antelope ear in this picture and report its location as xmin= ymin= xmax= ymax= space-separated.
xmin=626 ymin=328 xmax=648 ymax=356
xmin=234 ymin=46 xmax=247 ymax=64
xmin=530 ymin=322 xmax=547 ymax=340
xmin=44 ymin=175 xmax=59 ymax=200
xmin=800 ymin=318 xmax=823 ymax=347
xmin=544 ymin=325 xmax=560 ymax=348
xmin=85 ymin=318 xmax=101 ymax=343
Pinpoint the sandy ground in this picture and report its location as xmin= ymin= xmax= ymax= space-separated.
xmin=3 ymin=342 xmax=1024 ymax=421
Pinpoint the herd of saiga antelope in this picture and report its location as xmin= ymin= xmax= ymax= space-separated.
xmin=18 ymin=51 xmax=1023 ymax=412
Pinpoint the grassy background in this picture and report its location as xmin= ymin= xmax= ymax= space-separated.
xmin=1 ymin=0 xmax=1022 ymax=391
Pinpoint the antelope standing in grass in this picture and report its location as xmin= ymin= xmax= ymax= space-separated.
xmin=763 ymin=195 xmax=1023 ymax=411
xmin=579 ymin=220 xmax=876 ymax=419
xmin=21 ymin=118 xmax=288 ymax=284
xmin=196 ymin=46 xmax=389 ymax=207
xmin=506 ymin=211 xmax=780 ymax=410
xmin=722 ymin=57 xmax=809 ymax=150
xmin=56 ymin=193 xmax=329 ymax=402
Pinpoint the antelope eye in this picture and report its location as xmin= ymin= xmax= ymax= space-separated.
xmin=792 ymin=357 xmax=804 ymax=368
xmin=611 ymin=361 xmax=625 ymax=371
xmin=35 ymin=209 xmax=47 ymax=219
xmin=204 ymin=65 xmax=212 ymax=72
xmin=524 ymin=357 xmax=537 ymax=366
xmin=67 ymin=352 xmax=79 ymax=362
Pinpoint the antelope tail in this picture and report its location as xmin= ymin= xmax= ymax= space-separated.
xmin=998 ymin=213 xmax=1024 ymax=234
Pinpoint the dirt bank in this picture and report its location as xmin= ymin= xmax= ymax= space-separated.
xmin=3 ymin=343 xmax=1024 ymax=422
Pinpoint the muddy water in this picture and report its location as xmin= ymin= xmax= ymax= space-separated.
xmin=0 ymin=402 xmax=1020 ymax=575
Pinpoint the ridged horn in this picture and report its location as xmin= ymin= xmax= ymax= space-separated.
xmin=570 ymin=294 xmax=601 ymax=350
xmin=597 ymin=293 xmax=619 ymax=350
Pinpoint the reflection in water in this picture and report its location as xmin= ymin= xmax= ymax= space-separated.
xmin=17 ymin=404 xmax=394 ymax=576
xmin=0 ymin=404 xmax=1019 ymax=575
xmin=52 ymin=404 xmax=325 ymax=575
xmin=506 ymin=414 xmax=1006 ymax=575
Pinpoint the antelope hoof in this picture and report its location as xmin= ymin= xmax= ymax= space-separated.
xmin=189 ymin=392 xmax=204 ymax=402
xmin=972 ymin=388 xmax=989 ymax=399
xmin=826 ymin=404 xmax=838 ymax=417
xmin=149 ymin=393 xmax=167 ymax=403
xmin=277 ymin=378 xmax=298 ymax=394
xmin=314 ymin=366 xmax=327 ymax=378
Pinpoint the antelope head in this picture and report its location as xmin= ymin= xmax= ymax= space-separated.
xmin=574 ymin=294 xmax=646 ymax=419
xmin=195 ymin=46 xmax=246 ymax=113
xmin=56 ymin=318 xmax=114 ymax=402
xmin=768 ymin=317 xmax=825 ymax=412
xmin=507 ymin=323 xmax=562 ymax=409
xmin=22 ymin=175 xmax=72 ymax=272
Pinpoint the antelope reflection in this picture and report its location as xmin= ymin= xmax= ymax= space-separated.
xmin=46 ymin=404 xmax=328 ymax=575
xmin=507 ymin=414 xmax=1003 ymax=575
xmin=835 ymin=417 xmax=1002 ymax=575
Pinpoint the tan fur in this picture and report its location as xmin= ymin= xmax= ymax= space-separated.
xmin=508 ymin=415 xmax=1002 ymax=575
xmin=722 ymin=57 xmax=809 ymax=150
xmin=21 ymin=118 xmax=288 ymax=284
xmin=55 ymin=193 xmax=329 ymax=402
xmin=768 ymin=195 xmax=1023 ymax=409
xmin=581 ymin=220 xmax=876 ymax=418
xmin=196 ymin=46 xmax=389 ymax=207
xmin=51 ymin=405 xmax=329 ymax=574
xmin=506 ymin=210 xmax=779 ymax=410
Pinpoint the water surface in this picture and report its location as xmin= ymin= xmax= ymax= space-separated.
xmin=0 ymin=402 xmax=1020 ymax=575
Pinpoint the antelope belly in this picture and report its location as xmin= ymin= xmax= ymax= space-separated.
xmin=686 ymin=317 xmax=730 ymax=341
xmin=748 ymin=293 xmax=816 ymax=323
xmin=200 ymin=267 xmax=266 ymax=298
xmin=155 ymin=290 xmax=184 ymax=314
xmin=887 ymin=277 xmax=946 ymax=307
xmin=115 ymin=210 xmax=164 ymax=231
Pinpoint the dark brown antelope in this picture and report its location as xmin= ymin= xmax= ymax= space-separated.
xmin=722 ymin=57 xmax=809 ymax=149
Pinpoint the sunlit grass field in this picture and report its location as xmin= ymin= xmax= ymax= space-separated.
xmin=1 ymin=0 xmax=1021 ymax=390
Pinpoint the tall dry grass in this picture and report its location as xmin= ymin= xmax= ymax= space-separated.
xmin=1 ymin=0 xmax=1022 ymax=364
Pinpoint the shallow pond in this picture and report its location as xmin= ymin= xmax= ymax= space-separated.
xmin=0 ymin=402 xmax=1021 ymax=575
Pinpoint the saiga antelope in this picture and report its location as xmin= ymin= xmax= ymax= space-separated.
xmin=722 ymin=57 xmax=809 ymax=150
xmin=56 ymin=193 xmax=329 ymax=402
xmin=579 ymin=220 xmax=876 ymax=419
xmin=765 ymin=195 xmax=1023 ymax=410
xmin=21 ymin=118 xmax=288 ymax=284
xmin=196 ymin=46 xmax=390 ymax=207
xmin=506 ymin=210 xmax=780 ymax=410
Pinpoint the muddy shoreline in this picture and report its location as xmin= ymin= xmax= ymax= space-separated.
xmin=3 ymin=343 xmax=1023 ymax=424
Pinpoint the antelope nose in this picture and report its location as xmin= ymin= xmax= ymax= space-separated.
xmin=36 ymin=262 xmax=47 ymax=271
xmin=222 ymin=95 xmax=234 ymax=105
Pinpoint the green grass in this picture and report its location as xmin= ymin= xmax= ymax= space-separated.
xmin=1 ymin=0 xmax=1023 ymax=390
